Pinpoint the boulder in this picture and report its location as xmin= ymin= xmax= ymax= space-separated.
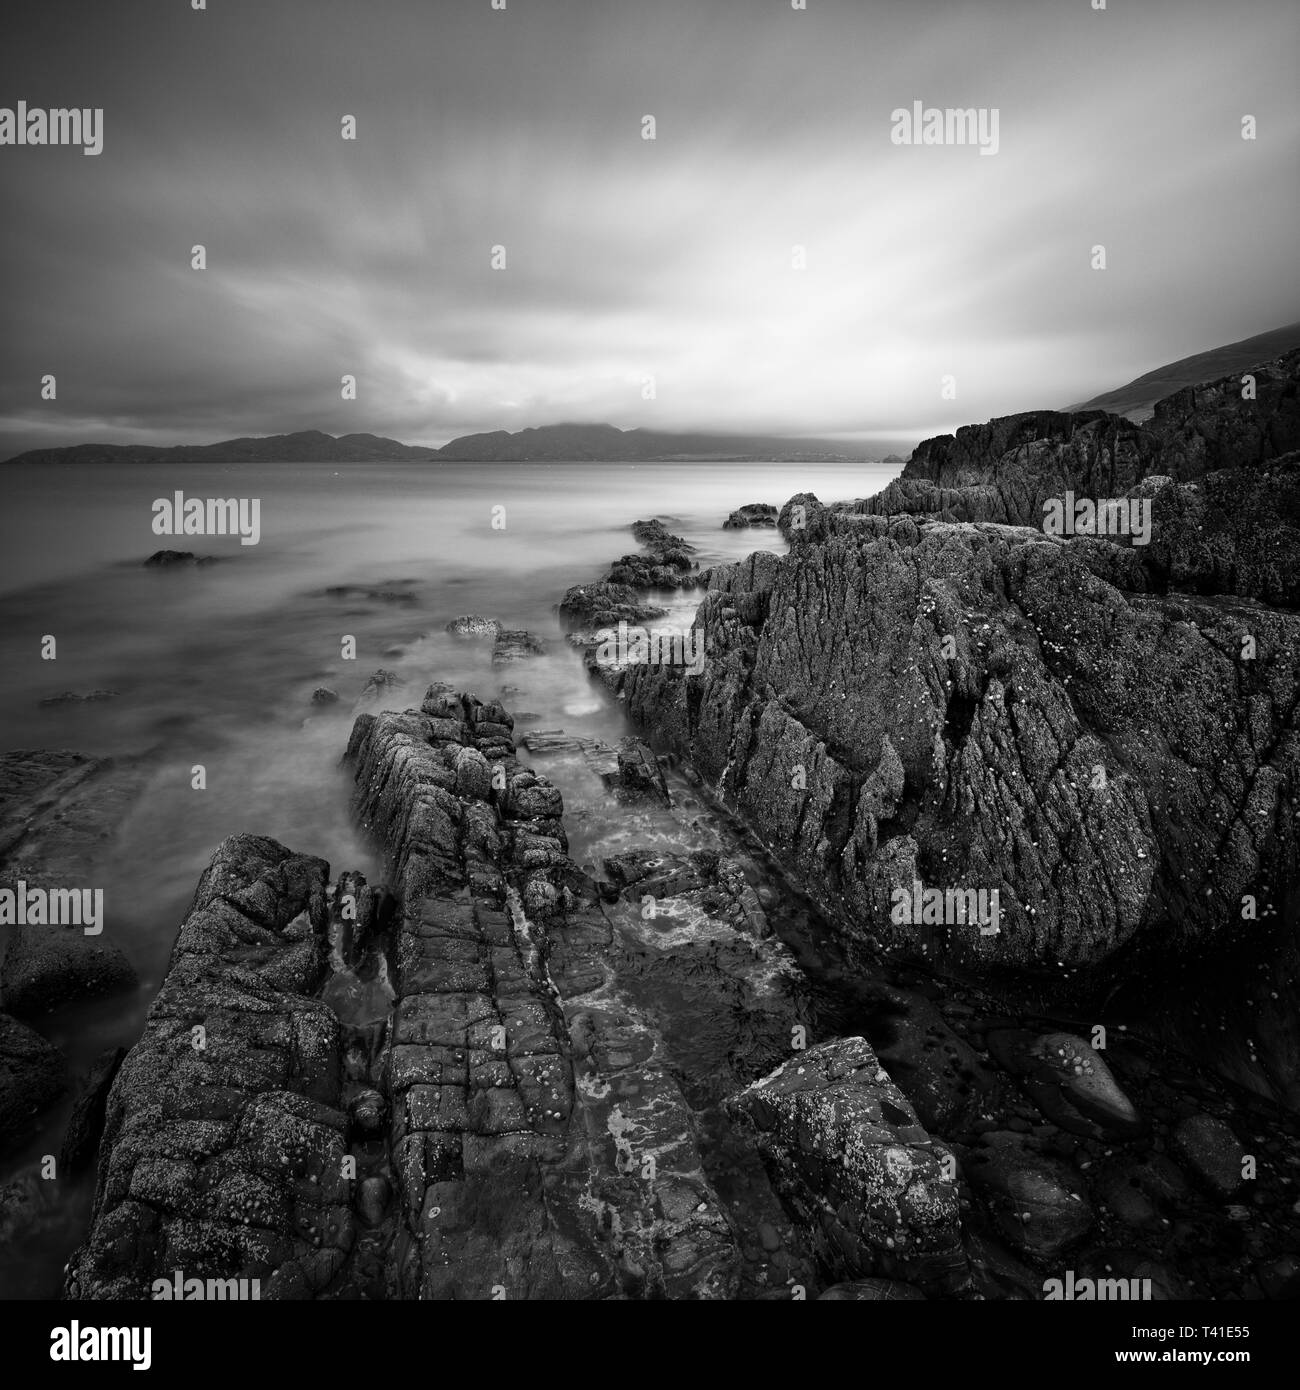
xmin=726 ymin=1036 xmax=966 ymax=1293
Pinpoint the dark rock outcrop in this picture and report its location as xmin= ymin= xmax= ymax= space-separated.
xmin=66 ymin=834 xmax=347 ymax=1300
xmin=344 ymin=692 xmax=740 ymax=1298
xmin=723 ymin=504 xmax=779 ymax=529
xmin=726 ymin=1037 xmax=966 ymax=1294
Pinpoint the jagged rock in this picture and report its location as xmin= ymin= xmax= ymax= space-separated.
xmin=1 ymin=922 xmax=137 ymax=1015
xmin=490 ymin=629 xmax=545 ymax=665
xmin=0 ymin=1013 xmax=66 ymax=1153
xmin=1171 ymin=1113 xmax=1246 ymax=1198
xmin=726 ymin=1037 xmax=966 ymax=1292
xmin=352 ymin=669 xmax=404 ymax=712
xmin=66 ymin=834 xmax=347 ymax=1300
xmin=724 ymin=503 xmax=779 ymax=529
xmin=344 ymin=698 xmax=741 ymax=1298
xmin=445 ymin=615 xmax=502 ymax=640
xmin=310 ymin=687 xmax=339 ymax=706
xmin=557 ymin=582 xmax=668 ymax=629
xmin=631 ymin=518 xmax=696 ymax=554
xmin=59 ymin=1046 xmax=126 ymax=1173
xmin=612 ymin=356 xmax=1300 ymax=1008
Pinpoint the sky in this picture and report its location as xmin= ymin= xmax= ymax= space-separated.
xmin=0 ymin=0 xmax=1297 ymax=457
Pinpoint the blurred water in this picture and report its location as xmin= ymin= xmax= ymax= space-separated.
xmin=0 ymin=457 xmax=897 ymax=1294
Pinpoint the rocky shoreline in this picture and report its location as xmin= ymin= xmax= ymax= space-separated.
xmin=3 ymin=349 xmax=1299 ymax=1299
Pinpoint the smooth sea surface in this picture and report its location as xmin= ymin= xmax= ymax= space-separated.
xmin=0 ymin=457 xmax=899 ymax=1293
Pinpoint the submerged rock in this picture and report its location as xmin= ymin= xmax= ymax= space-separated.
xmin=490 ymin=629 xmax=545 ymax=665
xmin=0 ymin=922 xmax=137 ymax=1016
xmin=0 ymin=1013 xmax=66 ymax=1154
xmin=143 ymin=550 xmax=217 ymax=568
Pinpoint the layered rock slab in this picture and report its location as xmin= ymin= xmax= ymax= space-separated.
xmin=345 ymin=692 xmax=739 ymax=1298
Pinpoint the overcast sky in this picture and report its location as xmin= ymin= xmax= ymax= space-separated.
xmin=1 ymin=0 xmax=1297 ymax=456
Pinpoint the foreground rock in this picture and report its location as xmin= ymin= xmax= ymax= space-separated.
xmin=66 ymin=834 xmax=349 ymax=1300
xmin=610 ymin=352 xmax=1300 ymax=1025
xmin=726 ymin=1037 xmax=966 ymax=1293
xmin=345 ymin=693 xmax=739 ymax=1297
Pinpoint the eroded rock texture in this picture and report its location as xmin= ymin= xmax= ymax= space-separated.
xmin=66 ymin=835 xmax=349 ymax=1299
xmin=346 ymin=692 xmax=740 ymax=1298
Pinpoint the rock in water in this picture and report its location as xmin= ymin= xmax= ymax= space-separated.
xmin=1 ymin=924 xmax=137 ymax=1015
xmin=1171 ymin=1113 xmax=1246 ymax=1198
xmin=445 ymin=615 xmax=502 ymax=640
xmin=725 ymin=1036 xmax=966 ymax=1293
xmin=0 ymin=1013 xmax=66 ymax=1154
xmin=723 ymin=503 xmax=779 ymax=529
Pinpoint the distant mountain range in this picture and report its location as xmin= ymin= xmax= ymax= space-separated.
xmin=1066 ymin=322 xmax=1300 ymax=422
xmin=432 ymin=422 xmax=860 ymax=462
xmin=9 ymin=323 xmax=1300 ymax=464
xmin=1 ymin=430 xmax=438 ymax=466
xmin=3 ymin=422 xmax=862 ymax=466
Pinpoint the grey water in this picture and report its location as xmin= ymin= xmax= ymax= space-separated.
xmin=0 ymin=457 xmax=899 ymax=1295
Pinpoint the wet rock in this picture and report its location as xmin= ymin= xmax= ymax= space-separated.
xmin=724 ymin=503 xmax=779 ymax=529
xmin=345 ymin=697 xmax=740 ymax=1298
xmin=1 ymin=923 xmax=137 ymax=1015
xmin=445 ymin=615 xmax=502 ymax=640
xmin=557 ymin=582 xmax=668 ymax=629
xmin=352 ymin=668 xmax=404 ymax=712
xmin=1010 ymin=1032 xmax=1143 ymax=1139
xmin=490 ymin=630 xmax=545 ymax=665
xmin=964 ymin=1135 xmax=1094 ymax=1258
xmin=726 ymin=1036 xmax=966 ymax=1293
xmin=863 ymin=983 xmax=1002 ymax=1132
xmin=325 ymin=583 xmax=417 ymax=605
xmin=349 ymin=1089 xmax=386 ymax=1138
xmin=1171 ymin=1112 xmax=1246 ymax=1197
xmin=818 ymin=1278 xmax=926 ymax=1300
xmin=609 ymin=739 xmax=671 ymax=805
xmin=143 ymin=550 xmax=217 ymax=567
xmin=65 ymin=834 xmax=349 ymax=1300
xmin=357 ymin=1176 xmax=390 ymax=1227
xmin=0 ymin=1012 xmax=66 ymax=1153
xmin=310 ymin=687 xmax=339 ymax=706
xmin=38 ymin=690 xmax=119 ymax=707
xmin=59 ymin=1046 xmax=126 ymax=1173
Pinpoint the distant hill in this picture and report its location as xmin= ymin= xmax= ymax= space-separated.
xmin=5 ymin=422 xmax=865 ymax=465
xmin=3 ymin=430 xmax=439 ymax=465
xmin=1066 ymin=322 xmax=1300 ymax=422
xmin=433 ymin=422 xmax=861 ymax=462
